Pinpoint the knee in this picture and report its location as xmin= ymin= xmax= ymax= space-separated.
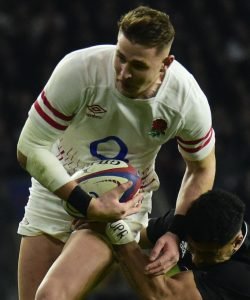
xmin=35 ymin=279 xmax=69 ymax=300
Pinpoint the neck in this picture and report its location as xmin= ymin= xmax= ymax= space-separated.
xmin=138 ymin=68 xmax=166 ymax=99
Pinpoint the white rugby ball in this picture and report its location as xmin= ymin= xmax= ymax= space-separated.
xmin=63 ymin=160 xmax=141 ymax=218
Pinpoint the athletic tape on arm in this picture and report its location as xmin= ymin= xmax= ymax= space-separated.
xmin=17 ymin=118 xmax=71 ymax=192
xmin=106 ymin=220 xmax=135 ymax=245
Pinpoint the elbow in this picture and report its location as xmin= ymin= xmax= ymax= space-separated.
xmin=17 ymin=150 xmax=27 ymax=169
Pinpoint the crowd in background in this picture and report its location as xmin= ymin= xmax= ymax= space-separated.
xmin=0 ymin=0 xmax=249 ymax=299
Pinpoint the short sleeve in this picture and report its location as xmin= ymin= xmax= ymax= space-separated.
xmin=28 ymin=52 xmax=85 ymax=137
xmin=176 ymin=80 xmax=215 ymax=161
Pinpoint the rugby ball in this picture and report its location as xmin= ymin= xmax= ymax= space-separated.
xmin=63 ymin=160 xmax=141 ymax=218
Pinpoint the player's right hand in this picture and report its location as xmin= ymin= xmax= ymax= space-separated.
xmin=87 ymin=181 xmax=143 ymax=222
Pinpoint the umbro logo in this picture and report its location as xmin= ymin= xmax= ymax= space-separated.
xmin=87 ymin=105 xmax=107 ymax=119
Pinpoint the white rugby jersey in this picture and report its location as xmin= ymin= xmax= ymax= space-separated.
xmin=26 ymin=45 xmax=215 ymax=192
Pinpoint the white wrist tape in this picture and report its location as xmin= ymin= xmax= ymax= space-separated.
xmin=105 ymin=220 xmax=135 ymax=245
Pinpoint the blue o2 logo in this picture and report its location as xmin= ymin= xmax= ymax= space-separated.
xmin=90 ymin=136 xmax=128 ymax=162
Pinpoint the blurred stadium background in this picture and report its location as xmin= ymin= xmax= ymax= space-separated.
xmin=0 ymin=0 xmax=249 ymax=299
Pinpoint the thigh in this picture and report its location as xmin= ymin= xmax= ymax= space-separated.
xmin=36 ymin=229 xmax=114 ymax=300
xmin=18 ymin=234 xmax=64 ymax=300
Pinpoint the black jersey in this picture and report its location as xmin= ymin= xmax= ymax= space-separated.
xmin=147 ymin=212 xmax=250 ymax=299
xmin=192 ymin=260 xmax=250 ymax=300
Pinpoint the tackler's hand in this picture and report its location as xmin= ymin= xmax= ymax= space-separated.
xmin=144 ymin=232 xmax=180 ymax=275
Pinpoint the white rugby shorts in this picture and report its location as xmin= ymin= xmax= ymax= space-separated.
xmin=18 ymin=178 xmax=152 ymax=243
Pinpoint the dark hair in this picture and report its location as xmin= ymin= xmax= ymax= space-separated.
xmin=186 ymin=189 xmax=245 ymax=246
xmin=118 ymin=6 xmax=175 ymax=52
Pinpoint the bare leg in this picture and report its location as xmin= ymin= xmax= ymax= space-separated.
xmin=35 ymin=229 xmax=114 ymax=300
xmin=18 ymin=235 xmax=64 ymax=300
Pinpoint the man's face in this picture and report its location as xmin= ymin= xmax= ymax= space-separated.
xmin=114 ymin=32 xmax=170 ymax=98
xmin=187 ymin=235 xmax=240 ymax=267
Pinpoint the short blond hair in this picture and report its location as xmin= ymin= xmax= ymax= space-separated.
xmin=118 ymin=6 xmax=175 ymax=52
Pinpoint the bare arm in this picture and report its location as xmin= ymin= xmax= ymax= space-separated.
xmin=139 ymin=227 xmax=153 ymax=249
xmin=115 ymin=242 xmax=202 ymax=300
xmin=175 ymin=147 xmax=216 ymax=214
xmin=145 ymin=148 xmax=216 ymax=274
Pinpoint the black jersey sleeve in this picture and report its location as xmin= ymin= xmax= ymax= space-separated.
xmin=146 ymin=209 xmax=175 ymax=244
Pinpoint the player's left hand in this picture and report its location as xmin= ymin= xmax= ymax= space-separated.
xmin=144 ymin=231 xmax=180 ymax=275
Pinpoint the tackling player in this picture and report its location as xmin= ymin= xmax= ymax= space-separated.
xmin=107 ymin=190 xmax=250 ymax=299
xmin=17 ymin=6 xmax=215 ymax=300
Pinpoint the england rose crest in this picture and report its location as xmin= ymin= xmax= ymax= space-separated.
xmin=148 ymin=118 xmax=167 ymax=137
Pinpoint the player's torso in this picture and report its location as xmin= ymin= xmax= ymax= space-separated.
xmin=39 ymin=46 xmax=205 ymax=191
xmin=54 ymin=49 xmax=193 ymax=167
xmin=57 ymin=90 xmax=183 ymax=172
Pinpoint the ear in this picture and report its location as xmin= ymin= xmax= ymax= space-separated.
xmin=163 ymin=55 xmax=175 ymax=67
xmin=233 ymin=233 xmax=244 ymax=252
